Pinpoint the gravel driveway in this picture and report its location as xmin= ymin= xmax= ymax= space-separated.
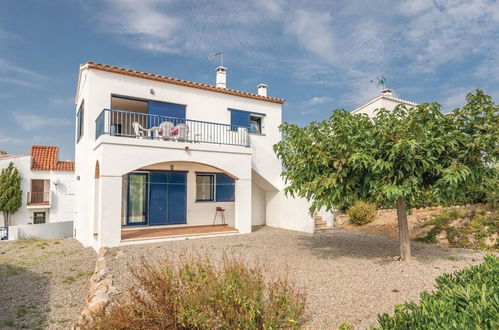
xmin=0 ymin=238 xmax=96 ymax=329
xmin=107 ymin=227 xmax=485 ymax=329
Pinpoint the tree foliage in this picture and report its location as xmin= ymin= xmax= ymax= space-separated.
xmin=274 ymin=90 xmax=498 ymax=214
xmin=0 ymin=161 xmax=23 ymax=226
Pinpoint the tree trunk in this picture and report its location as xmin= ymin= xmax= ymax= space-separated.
xmin=396 ymin=197 xmax=411 ymax=260
xmin=2 ymin=211 xmax=10 ymax=227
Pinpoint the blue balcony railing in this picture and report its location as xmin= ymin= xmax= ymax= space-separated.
xmin=96 ymin=109 xmax=250 ymax=147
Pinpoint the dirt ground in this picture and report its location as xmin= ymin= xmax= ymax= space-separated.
xmin=0 ymin=238 xmax=96 ymax=329
xmin=336 ymin=207 xmax=446 ymax=239
xmin=106 ymin=227 xmax=485 ymax=329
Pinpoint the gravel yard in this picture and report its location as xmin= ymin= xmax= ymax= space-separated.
xmin=0 ymin=238 xmax=96 ymax=329
xmin=107 ymin=227 xmax=486 ymax=329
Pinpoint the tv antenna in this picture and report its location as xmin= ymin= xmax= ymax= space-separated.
xmin=207 ymin=51 xmax=224 ymax=66
xmin=370 ymin=75 xmax=387 ymax=89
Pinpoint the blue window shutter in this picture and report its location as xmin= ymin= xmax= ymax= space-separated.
xmin=230 ymin=109 xmax=250 ymax=129
xmin=215 ymin=173 xmax=235 ymax=202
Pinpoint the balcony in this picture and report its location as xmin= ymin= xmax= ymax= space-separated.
xmin=95 ymin=109 xmax=250 ymax=147
xmin=27 ymin=191 xmax=51 ymax=208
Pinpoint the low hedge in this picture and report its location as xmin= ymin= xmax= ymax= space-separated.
xmin=374 ymin=254 xmax=499 ymax=329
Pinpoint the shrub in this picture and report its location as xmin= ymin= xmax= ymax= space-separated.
xmin=89 ymin=255 xmax=306 ymax=329
xmin=374 ymin=254 xmax=499 ymax=329
xmin=347 ymin=201 xmax=376 ymax=225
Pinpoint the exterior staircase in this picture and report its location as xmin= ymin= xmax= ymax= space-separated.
xmin=314 ymin=214 xmax=333 ymax=233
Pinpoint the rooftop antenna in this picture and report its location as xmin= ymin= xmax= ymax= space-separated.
xmin=207 ymin=51 xmax=224 ymax=66
xmin=370 ymin=75 xmax=387 ymax=89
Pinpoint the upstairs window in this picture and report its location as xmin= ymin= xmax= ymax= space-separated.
xmin=229 ymin=108 xmax=265 ymax=134
xmin=77 ymin=101 xmax=84 ymax=142
xmin=250 ymin=115 xmax=262 ymax=134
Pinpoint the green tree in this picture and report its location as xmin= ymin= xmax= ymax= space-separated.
xmin=0 ymin=162 xmax=23 ymax=226
xmin=274 ymin=90 xmax=498 ymax=260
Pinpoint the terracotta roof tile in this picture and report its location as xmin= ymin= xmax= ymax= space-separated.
xmin=84 ymin=62 xmax=285 ymax=104
xmin=31 ymin=146 xmax=74 ymax=172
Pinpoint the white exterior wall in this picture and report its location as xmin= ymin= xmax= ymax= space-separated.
xmin=0 ymin=155 xmax=75 ymax=227
xmin=352 ymin=96 xmax=418 ymax=118
xmin=74 ymin=65 xmax=319 ymax=249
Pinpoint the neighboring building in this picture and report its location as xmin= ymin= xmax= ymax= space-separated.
xmin=0 ymin=146 xmax=75 ymax=239
xmin=352 ymin=89 xmax=418 ymax=117
xmin=74 ymin=62 xmax=326 ymax=250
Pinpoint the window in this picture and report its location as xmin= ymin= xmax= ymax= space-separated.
xmin=77 ymin=102 xmax=84 ymax=142
xmin=250 ymin=116 xmax=262 ymax=134
xmin=33 ymin=212 xmax=46 ymax=224
xmin=196 ymin=173 xmax=235 ymax=202
xmin=196 ymin=174 xmax=214 ymax=201
xmin=229 ymin=109 xmax=265 ymax=134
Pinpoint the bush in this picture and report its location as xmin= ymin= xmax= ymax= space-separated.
xmin=89 ymin=255 xmax=306 ymax=329
xmin=374 ymin=254 xmax=499 ymax=329
xmin=347 ymin=201 xmax=376 ymax=225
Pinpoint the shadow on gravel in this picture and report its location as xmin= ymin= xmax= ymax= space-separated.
xmin=0 ymin=263 xmax=50 ymax=329
xmin=296 ymin=229 xmax=468 ymax=263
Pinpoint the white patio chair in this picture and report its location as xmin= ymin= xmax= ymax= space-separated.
xmin=132 ymin=122 xmax=153 ymax=139
xmin=173 ymin=123 xmax=189 ymax=141
xmin=157 ymin=121 xmax=175 ymax=139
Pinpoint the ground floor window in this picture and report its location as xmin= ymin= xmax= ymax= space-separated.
xmin=33 ymin=212 xmax=46 ymax=224
xmin=196 ymin=173 xmax=235 ymax=202
xmin=196 ymin=174 xmax=215 ymax=201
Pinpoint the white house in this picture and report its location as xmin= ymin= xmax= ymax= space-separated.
xmin=74 ymin=62 xmax=326 ymax=250
xmin=352 ymin=89 xmax=418 ymax=117
xmin=0 ymin=146 xmax=75 ymax=240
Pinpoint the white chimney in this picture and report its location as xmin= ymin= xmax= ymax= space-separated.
xmin=257 ymin=83 xmax=267 ymax=96
xmin=215 ymin=66 xmax=227 ymax=88
xmin=381 ymin=88 xmax=393 ymax=96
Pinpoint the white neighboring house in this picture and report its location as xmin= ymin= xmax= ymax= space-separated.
xmin=0 ymin=146 xmax=75 ymax=240
xmin=352 ymin=89 xmax=418 ymax=117
xmin=74 ymin=62 xmax=329 ymax=251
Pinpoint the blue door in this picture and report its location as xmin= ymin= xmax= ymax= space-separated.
xmin=167 ymin=172 xmax=187 ymax=224
xmin=148 ymin=172 xmax=169 ymax=225
xmin=147 ymin=171 xmax=187 ymax=225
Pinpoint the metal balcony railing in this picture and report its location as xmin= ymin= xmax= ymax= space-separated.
xmin=27 ymin=191 xmax=51 ymax=205
xmin=96 ymin=109 xmax=250 ymax=147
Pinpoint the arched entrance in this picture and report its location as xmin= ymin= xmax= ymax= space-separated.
xmin=122 ymin=161 xmax=237 ymax=229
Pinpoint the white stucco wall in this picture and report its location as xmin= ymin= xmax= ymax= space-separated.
xmin=0 ymin=155 xmax=75 ymax=228
xmin=251 ymin=181 xmax=266 ymax=226
xmin=352 ymin=95 xmax=418 ymax=118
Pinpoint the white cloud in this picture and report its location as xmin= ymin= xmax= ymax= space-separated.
xmin=13 ymin=113 xmax=71 ymax=131
xmin=303 ymin=96 xmax=334 ymax=106
xmin=0 ymin=130 xmax=21 ymax=145
xmin=49 ymin=97 xmax=74 ymax=106
xmin=0 ymin=58 xmax=50 ymax=88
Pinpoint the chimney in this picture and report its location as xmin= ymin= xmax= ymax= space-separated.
xmin=215 ymin=66 xmax=227 ymax=88
xmin=381 ymin=88 xmax=393 ymax=96
xmin=257 ymin=84 xmax=267 ymax=97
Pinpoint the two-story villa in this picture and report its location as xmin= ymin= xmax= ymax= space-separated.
xmin=74 ymin=62 xmax=324 ymax=250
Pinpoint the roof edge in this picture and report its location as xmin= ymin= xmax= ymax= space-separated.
xmin=84 ymin=62 xmax=285 ymax=104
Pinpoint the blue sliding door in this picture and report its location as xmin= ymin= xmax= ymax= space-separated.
xmin=147 ymin=171 xmax=187 ymax=225
xmin=148 ymin=101 xmax=186 ymax=127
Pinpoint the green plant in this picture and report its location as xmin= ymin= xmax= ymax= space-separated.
xmin=0 ymin=161 xmax=23 ymax=226
xmin=347 ymin=201 xmax=376 ymax=225
xmin=90 ymin=255 xmax=306 ymax=329
xmin=274 ymin=90 xmax=499 ymax=260
xmin=374 ymin=254 xmax=499 ymax=329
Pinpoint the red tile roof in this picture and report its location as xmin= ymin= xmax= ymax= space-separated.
xmin=31 ymin=146 xmax=74 ymax=171
xmin=84 ymin=62 xmax=286 ymax=104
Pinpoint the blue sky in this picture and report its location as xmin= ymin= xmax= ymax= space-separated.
xmin=1 ymin=0 xmax=498 ymax=160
